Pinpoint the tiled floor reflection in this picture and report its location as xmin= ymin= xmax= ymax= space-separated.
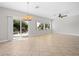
xmin=0 ymin=33 xmax=79 ymax=56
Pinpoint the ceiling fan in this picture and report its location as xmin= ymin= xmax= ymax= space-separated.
xmin=58 ymin=13 xmax=68 ymax=18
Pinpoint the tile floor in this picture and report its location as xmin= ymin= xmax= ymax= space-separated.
xmin=0 ymin=33 xmax=79 ymax=56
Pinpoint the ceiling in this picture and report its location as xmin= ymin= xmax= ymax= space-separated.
xmin=0 ymin=2 xmax=79 ymax=19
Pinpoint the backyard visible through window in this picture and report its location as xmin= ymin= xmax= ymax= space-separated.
xmin=13 ymin=18 xmax=28 ymax=40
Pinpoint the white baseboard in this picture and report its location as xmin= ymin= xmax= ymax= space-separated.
xmin=54 ymin=32 xmax=79 ymax=36
xmin=0 ymin=40 xmax=11 ymax=43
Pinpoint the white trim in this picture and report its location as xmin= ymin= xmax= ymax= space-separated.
xmin=7 ymin=16 xmax=13 ymax=40
xmin=54 ymin=32 xmax=79 ymax=36
xmin=0 ymin=40 xmax=12 ymax=43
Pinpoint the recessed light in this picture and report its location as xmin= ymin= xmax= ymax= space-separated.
xmin=35 ymin=6 xmax=39 ymax=8
xmin=26 ymin=2 xmax=30 ymax=4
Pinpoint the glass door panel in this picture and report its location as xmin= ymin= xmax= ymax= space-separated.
xmin=13 ymin=18 xmax=20 ymax=40
xmin=21 ymin=20 xmax=28 ymax=38
xmin=13 ymin=17 xmax=29 ymax=40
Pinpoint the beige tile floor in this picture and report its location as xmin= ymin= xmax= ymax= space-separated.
xmin=0 ymin=33 xmax=79 ymax=56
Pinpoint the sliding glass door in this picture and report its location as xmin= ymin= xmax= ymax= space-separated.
xmin=13 ymin=17 xmax=28 ymax=40
xmin=21 ymin=20 xmax=28 ymax=38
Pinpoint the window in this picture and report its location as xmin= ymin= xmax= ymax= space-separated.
xmin=37 ymin=22 xmax=50 ymax=31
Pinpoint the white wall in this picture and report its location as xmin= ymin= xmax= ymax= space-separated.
xmin=0 ymin=7 xmax=28 ymax=42
xmin=0 ymin=7 xmax=51 ymax=42
xmin=53 ymin=15 xmax=79 ymax=36
xmin=28 ymin=17 xmax=52 ymax=36
xmin=0 ymin=15 xmax=8 ymax=42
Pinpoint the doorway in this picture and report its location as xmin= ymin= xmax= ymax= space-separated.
xmin=13 ymin=17 xmax=29 ymax=40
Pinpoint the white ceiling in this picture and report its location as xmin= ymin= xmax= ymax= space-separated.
xmin=0 ymin=2 xmax=79 ymax=19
